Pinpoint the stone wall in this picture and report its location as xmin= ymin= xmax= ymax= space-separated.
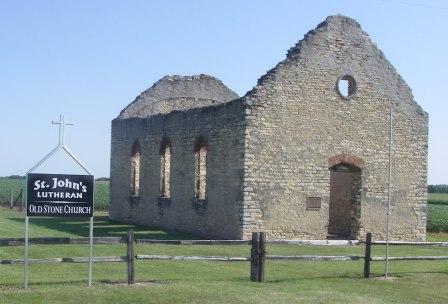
xmin=241 ymin=15 xmax=428 ymax=241
xmin=110 ymin=100 xmax=246 ymax=239
xmin=110 ymin=15 xmax=428 ymax=241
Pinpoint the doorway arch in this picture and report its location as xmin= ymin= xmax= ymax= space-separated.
xmin=327 ymin=154 xmax=363 ymax=239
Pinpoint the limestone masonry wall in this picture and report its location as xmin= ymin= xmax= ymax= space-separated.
xmin=110 ymin=15 xmax=428 ymax=241
xmin=241 ymin=15 xmax=427 ymax=240
xmin=110 ymin=100 xmax=246 ymax=239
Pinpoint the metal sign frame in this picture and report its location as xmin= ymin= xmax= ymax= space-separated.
xmin=24 ymin=114 xmax=94 ymax=288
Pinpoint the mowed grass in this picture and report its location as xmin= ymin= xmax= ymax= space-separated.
xmin=0 ymin=177 xmax=110 ymax=210
xmin=1 ymin=208 xmax=448 ymax=303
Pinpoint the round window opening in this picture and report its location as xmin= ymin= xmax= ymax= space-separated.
xmin=337 ymin=75 xmax=357 ymax=99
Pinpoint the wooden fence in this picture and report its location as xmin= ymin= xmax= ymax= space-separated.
xmin=362 ymin=232 xmax=448 ymax=278
xmin=1 ymin=231 xmax=448 ymax=284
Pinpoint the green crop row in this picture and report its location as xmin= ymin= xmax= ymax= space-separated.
xmin=2 ymin=177 xmax=448 ymax=222
xmin=427 ymin=204 xmax=448 ymax=233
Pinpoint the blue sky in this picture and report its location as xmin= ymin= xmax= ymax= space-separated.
xmin=0 ymin=0 xmax=447 ymax=183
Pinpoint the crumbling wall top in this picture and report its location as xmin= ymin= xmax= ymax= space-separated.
xmin=118 ymin=74 xmax=239 ymax=119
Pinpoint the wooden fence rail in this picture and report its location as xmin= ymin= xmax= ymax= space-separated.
xmin=0 ymin=256 xmax=127 ymax=265
xmin=267 ymin=255 xmax=361 ymax=261
xmin=136 ymin=255 xmax=250 ymax=262
xmin=0 ymin=238 xmax=360 ymax=247
xmin=371 ymin=256 xmax=448 ymax=261
xmin=2 ymin=231 xmax=447 ymax=285
xmin=362 ymin=233 xmax=448 ymax=278
xmin=0 ymin=254 xmax=367 ymax=265
xmin=0 ymin=237 xmax=124 ymax=246
xmin=371 ymin=241 xmax=448 ymax=247
xmin=6 ymin=253 xmax=447 ymax=266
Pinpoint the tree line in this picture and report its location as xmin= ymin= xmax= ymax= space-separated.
xmin=428 ymin=185 xmax=448 ymax=193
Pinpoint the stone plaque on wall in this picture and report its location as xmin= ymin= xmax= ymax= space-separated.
xmin=306 ymin=197 xmax=322 ymax=210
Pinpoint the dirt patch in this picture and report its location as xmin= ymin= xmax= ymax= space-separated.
xmin=372 ymin=276 xmax=399 ymax=281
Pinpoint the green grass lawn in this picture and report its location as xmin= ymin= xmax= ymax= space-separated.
xmin=1 ymin=208 xmax=448 ymax=303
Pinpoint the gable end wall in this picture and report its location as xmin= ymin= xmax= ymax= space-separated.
xmin=241 ymin=16 xmax=428 ymax=241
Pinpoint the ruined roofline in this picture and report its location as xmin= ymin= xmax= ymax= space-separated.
xmin=113 ymin=96 xmax=245 ymax=124
xmin=118 ymin=74 xmax=239 ymax=119
xmin=134 ymin=74 xmax=235 ymax=99
xmin=243 ymin=14 xmax=417 ymax=107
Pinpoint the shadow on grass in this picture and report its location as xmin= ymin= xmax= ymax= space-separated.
xmin=263 ymin=273 xmax=363 ymax=283
xmin=7 ymin=215 xmax=198 ymax=240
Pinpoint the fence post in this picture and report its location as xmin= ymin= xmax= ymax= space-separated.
xmin=363 ymin=232 xmax=372 ymax=278
xmin=10 ymin=189 xmax=14 ymax=209
xmin=258 ymin=232 xmax=266 ymax=282
xmin=20 ymin=189 xmax=24 ymax=212
xmin=127 ymin=229 xmax=135 ymax=284
xmin=250 ymin=232 xmax=259 ymax=282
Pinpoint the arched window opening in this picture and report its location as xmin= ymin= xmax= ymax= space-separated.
xmin=194 ymin=136 xmax=207 ymax=200
xmin=160 ymin=139 xmax=171 ymax=198
xmin=130 ymin=140 xmax=141 ymax=196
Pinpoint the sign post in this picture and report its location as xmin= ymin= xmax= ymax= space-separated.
xmin=24 ymin=115 xmax=95 ymax=288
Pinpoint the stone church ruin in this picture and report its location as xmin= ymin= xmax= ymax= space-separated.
xmin=110 ymin=15 xmax=428 ymax=240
